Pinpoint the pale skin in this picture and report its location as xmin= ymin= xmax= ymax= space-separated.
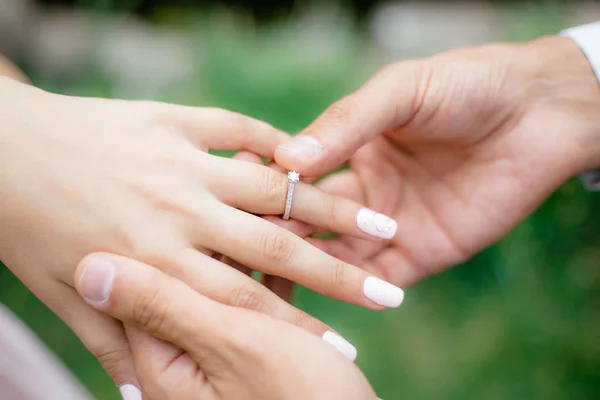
xmin=0 ymin=62 xmax=402 ymax=396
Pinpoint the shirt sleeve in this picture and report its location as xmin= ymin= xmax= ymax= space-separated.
xmin=562 ymin=22 xmax=600 ymax=82
xmin=561 ymin=22 xmax=600 ymax=190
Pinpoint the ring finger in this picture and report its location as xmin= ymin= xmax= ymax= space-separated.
xmin=205 ymin=157 xmax=398 ymax=241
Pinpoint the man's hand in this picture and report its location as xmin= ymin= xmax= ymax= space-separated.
xmin=274 ymin=36 xmax=600 ymax=287
xmin=74 ymin=253 xmax=378 ymax=400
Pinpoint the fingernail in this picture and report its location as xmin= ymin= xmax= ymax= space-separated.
xmin=363 ymin=276 xmax=404 ymax=308
xmin=119 ymin=384 xmax=142 ymax=400
xmin=322 ymin=331 xmax=358 ymax=362
xmin=278 ymin=136 xmax=323 ymax=160
xmin=356 ymin=209 xmax=397 ymax=239
xmin=79 ymin=256 xmax=116 ymax=303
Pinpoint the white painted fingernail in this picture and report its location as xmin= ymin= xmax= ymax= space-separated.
xmin=356 ymin=209 xmax=397 ymax=239
xmin=120 ymin=384 xmax=142 ymax=400
xmin=363 ymin=276 xmax=404 ymax=308
xmin=278 ymin=136 xmax=323 ymax=159
xmin=322 ymin=331 xmax=358 ymax=362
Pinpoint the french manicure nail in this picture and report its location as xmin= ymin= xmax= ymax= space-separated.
xmin=322 ymin=331 xmax=358 ymax=362
xmin=278 ymin=136 xmax=323 ymax=159
xmin=363 ymin=276 xmax=404 ymax=308
xmin=119 ymin=384 xmax=142 ymax=400
xmin=79 ymin=256 xmax=116 ymax=303
xmin=356 ymin=209 xmax=397 ymax=239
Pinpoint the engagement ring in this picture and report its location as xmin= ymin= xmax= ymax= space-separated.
xmin=282 ymin=171 xmax=300 ymax=220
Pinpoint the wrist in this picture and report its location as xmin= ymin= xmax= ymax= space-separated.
xmin=526 ymin=35 xmax=600 ymax=173
xmin=0 ymin=77 xmax=47 ymax=227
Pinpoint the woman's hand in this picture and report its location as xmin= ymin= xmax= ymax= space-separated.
xmin=274 ymin=36 xmax=600 ymax=287
xmin=75 ymin=253 xmax=378 ymax=400
xmin=0 ymin=78 xmax=403 ymax=394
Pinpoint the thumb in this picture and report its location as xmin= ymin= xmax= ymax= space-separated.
xmin=74 ymin=253 xmax=232 ymax=366
xmin=53 ymin=287 xmax=141 ymax=400
xmin=275 ymin=61 xmax=428 ymax=177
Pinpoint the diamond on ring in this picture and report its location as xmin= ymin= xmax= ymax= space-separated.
xmin=288 ymin=171 xmax=300 ymax=183
xmin=283 ymin=171 xmax=300 ymax=220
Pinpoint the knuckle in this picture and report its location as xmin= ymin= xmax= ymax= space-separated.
xmin=229 ymin=111 xmax=278 ymax=141
xmin=106 ymin=224 xmax=139 ymax=259
xmin=292 ymin=310 xmax=326 ymax=335
xmin=116 ymin=227 xmax=179 ymax=263
xmin=257 ymin=168 xmax=286 ymax=202
xmin=325 ymin=195 xmax=341 ymax=224
xmin=135 ymin=100 xmax=172 ymax=127
xmin=94 ymin=347 xmax=131 ymax=382
xmin=292 ymin=310 xmax=310 ymax=329
xmin=257 ymin=121 xmax=283 ymax=145
xmin=323 ymin=98 xmax=354 ymax=126
xmin=262 ymin=121 xmax=281 ymax=139
xmin=229 ymin=285 xmax=272 ymax=313
xmin=332 ymin=262 xmax=348 ymax=289
xmin=259 ymin=230 xmax=295 ymax=263
xmin=132 ymin=277 xmax=172 ymax=335
xmin=228 ymin=111 xmax=253 ymax=139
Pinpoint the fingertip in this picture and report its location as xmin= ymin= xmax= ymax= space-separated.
xmin=120 ymin=384 xmax=142 ymax=400
xmin=275 ymin=136 xmax=323 ymax=176
xmin=355 ymin=209 xmax=398 ymax=240
xmin=322 ymin=331 xmax=358 ymax=362
xmin=278 ymin=135 xmax=324 ymax=159
xmin=77 ymin=253 xmax=117 ymax=305
xmin=362 ymin=276 xmax=405 ymax=308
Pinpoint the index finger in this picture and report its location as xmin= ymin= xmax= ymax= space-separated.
xmin=274 ymin=61 xmax=426 ymax=177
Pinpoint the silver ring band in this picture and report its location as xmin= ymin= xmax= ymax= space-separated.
xmin=283 ymin=171 xmax=300 ymax=220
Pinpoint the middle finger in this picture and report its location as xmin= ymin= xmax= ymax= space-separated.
xmin=196 ymin=205 xmax=405 ymax=310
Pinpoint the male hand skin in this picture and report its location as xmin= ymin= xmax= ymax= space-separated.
xmin=75 ymin=253 xmax=378 ymax=400
xmin=274 ymin=36 xmax=600 ymax=287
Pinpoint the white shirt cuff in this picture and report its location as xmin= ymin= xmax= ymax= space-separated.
xmin=561 ymin=22 xmax=600 ymax=190
xmin=561 ymin=21 xmax=600 ymax=84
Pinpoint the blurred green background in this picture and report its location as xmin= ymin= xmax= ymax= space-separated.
xmin=1 ymin=0 xmax=600 ymax=399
